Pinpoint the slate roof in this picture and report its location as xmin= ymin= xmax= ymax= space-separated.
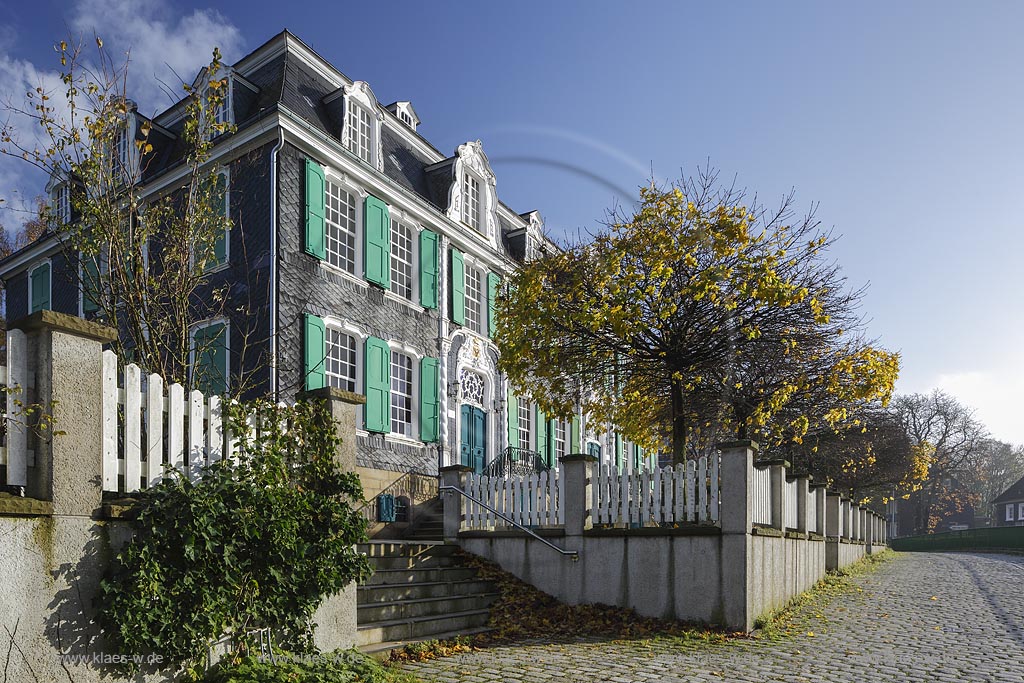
xmin=993 ymin=473 xmax=1024 ymax=504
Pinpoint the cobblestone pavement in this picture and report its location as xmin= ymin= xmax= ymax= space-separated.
xmin=400 ymin=553 xmax=1024 ymax=682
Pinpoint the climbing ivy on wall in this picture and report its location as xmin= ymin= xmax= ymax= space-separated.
xmin=98 ymin=398 xmax=371 ymax=679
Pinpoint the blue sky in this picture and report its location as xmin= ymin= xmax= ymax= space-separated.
xmin=2 ymin=1 xmax=1023 ymax=441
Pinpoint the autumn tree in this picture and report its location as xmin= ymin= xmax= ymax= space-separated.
xmin=961 ymin=439 xmax=1024 ymax=519
xmin=893 ymin=390 xmax=987 ymax=534
xmin=0 ymin=37 xmax=245 ymax=393
xmin=0 ymin=200 xmax=49 ymax=332
xmin=495 ymin=169 xmax=899 ymax=463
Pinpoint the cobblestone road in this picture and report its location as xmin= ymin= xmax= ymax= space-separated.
xmin=400 ymin=553 xmax=1024 ymax=683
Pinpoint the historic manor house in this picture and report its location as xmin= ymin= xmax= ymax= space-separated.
xmin=0 ymin=30 xmax=654 ymax=491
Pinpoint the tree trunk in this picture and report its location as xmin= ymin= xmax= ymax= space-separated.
xmin=670 ymin=378 xmax=687 ymax=465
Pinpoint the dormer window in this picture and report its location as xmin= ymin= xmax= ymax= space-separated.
xmin=347 ymin=103 xmax=372 ymax=164
xmin=399 ymin=111 xmax=413 ymax=126
xmin=462 ymin=174 xmax=481 ymax=232
xmin=115 ymin=126 xmax=131 ymax=177
xmin=53 ymin=183 xmax=71 ymax=224
xmin=211 ymin=76 xmax=232 ymax=127
xmin=339 ymin=81 xmax=383 ymax=169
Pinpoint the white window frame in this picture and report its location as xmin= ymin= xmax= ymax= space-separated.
xmin=462 ymin=172 xmax=481 ymax=232
xmin=53 ymin=183 xmax=71 ymax=224
xmin=211 ymin=75 xmax=233 ymax=128
xmin=189 ymin=318 xmax=230 ymax=394
xmin=1008 ymin=504 xmax=1015 ymax=522
xmin=28 ymin=259 xmax=52 ymax=314
xmin=325 ymin=326 xmax=358 ymax=393
xmin=389 ymin=216 xmax=416 ymax=301
xmin=346 ymin=101 xmax=374 ymax=165
xmin=464 ymin=263 xmax=485 ymax=335
xmin=1019 ymin=503 xmax=1024 ymax=522
xmin=390 ymin=349 xmax=415 ymax=439
xmin=517 ymin=397 xmax=532 ymax=452
xmin=555 ymin=420 xmax=567 ymax=460
xmin=324 ymin=174 xmax=361 ymax=276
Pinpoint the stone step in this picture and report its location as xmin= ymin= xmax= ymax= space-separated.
xmin=358 ymin=626 xmax=494 ymax=656
xmin=355 ymin=609 xmax=492 ymax=647
xmin=357 ymin=579 xmax=496 ymax=605
xmin=358 ymin=540 xmax=454 ymax=557
xmin=364 ymin=567 xmax=477 ymax=586
xmin=357 ymin=592 xmax=499 ymax=623
xmin=364 ymin=553 xmax=458 ymax=570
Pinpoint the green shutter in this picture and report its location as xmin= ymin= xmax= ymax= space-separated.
xmin=304 ymin=158 xmax=326 ymax=259
xmin=536 ymin=409 xmax=547 ymax=464
xmin=81 ymin=254 xmax=100 ymax=314
xmin=419 ymin=230 xmax=439 ymax=309
xmin=194 ymin=323 xmax=227 ymax=395
xmin=303 ymin=313 xmax=326 ymax=391
xmin=30 ymin=263 xmax=50 ymax=313
xmin=507 ymin=385 xmax=518 ymax=449
xmin=364 ymin=195 xmax=390 ymax=287
xmin=487 ymin=272 xmax=500 ymax=338
xmin=213 ymin=172 xmax=228 ymax=265
xmin=365 ymin=336 xmax=391 ymax=433
xmin=615 ymin=433 xmax=623 ymax=470
xmin=420 ymin=356 xmax=439 ymax=442
xmin=451 ymin=248 xmax=465 ymax=324
xmin=570 ymin=416 xmax=581 ymax=455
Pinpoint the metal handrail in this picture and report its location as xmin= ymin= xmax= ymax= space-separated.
xmin=439 ymin=485 xmax=579 ymax=562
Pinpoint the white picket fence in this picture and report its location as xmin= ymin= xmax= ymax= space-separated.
xmin=593 ymin=457 xmax=720 ymax=525
xmin=752 ymin=464 xmax=772 ymax=525
xmin=784 ymin=478 xmax=799 ymax=530
xmin=102 ymin=351 xmax=239 ymax=494
xmin=463 ymin=469 xmax=564 ymax=529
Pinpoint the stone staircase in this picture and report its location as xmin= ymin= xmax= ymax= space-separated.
xmin=356 ymin=540 xmax=498 ymax=652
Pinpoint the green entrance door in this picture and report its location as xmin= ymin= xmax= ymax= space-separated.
xmin=460 ymin=404 xmax=487 ymax=473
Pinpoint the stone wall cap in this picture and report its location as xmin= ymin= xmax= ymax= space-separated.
xmin=0 ymin=494 xmax=54 ymax=517
xmin=9 ymin=310 xmax=118 ymax=343
xmin=716 ymin=439 xmax=759 ymax=452
xmin=757 ymin=458 xmax=791 ymax=468
xmin=808 ymin=482 xmax=830 ymax=489
xmin=298 ymin=387 xmax=367 ymax=405
xmin=559 ymin=453 xmax=598 ymax=463
xmin=439 ymin=464 xmax=474 ymax=473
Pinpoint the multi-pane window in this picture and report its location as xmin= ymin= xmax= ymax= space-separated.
xmin=347 ymin=103 xmax=372 ymax=163
xmin=325 ymin=328 xmax=357 ymax=392
xmin=1019 ymin=503 xmax=1024 ymax=521
xmin=465 ymin=265 xmax=484 ymax=334
xmin=325 ymin=180 xmax=357 ymax=273
xmin=115 ymin=127 xmax=131 ymax=179
xmin=517 ymin=397 xmax=532 ymax=452
xmin=1007 ymin=505 xmax=1015 ymax=522
xmin=55 ymin=184 xmax=70 ymax=223
xmin=399 ymin=111 xmax=412 ymax=126
xmin=555 ymin=421 xmax=567 ymax=459
xmin=462 ymin=174 xmax=480 ymax=231
xmin=390 ymin=351 xmax=413 ymax=437
xmin=390 ymin=218 xmax=414 ymax=300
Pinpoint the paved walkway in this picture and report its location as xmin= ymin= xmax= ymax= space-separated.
xmin=400 ymin=553 xmax=1024 ymax=683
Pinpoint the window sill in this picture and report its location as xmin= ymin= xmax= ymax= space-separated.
xmin=319 ymin=261 xmax=368 ymax=291
xmin=382 ymin=289 xmax=425 ymax=313
xmin=355 ymin=428 xmax=425 ymax=449
xmin=205 ymin=261 xmax=230 ymax=275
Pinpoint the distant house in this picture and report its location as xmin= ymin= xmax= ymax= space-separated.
xmin=992 ymin=474 xmax=1024 ymax=527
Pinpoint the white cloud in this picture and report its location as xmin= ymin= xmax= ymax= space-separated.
xmin=932 ymin=366 xmax=1024 ymax=446
xmin=70 ymin=0 xmax=245 ymax=115
xmin=0 ymin=0 xmax=244 ymax=226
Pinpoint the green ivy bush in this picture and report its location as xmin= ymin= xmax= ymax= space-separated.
xmin=99 ymin=398 xmax=372 ymax=679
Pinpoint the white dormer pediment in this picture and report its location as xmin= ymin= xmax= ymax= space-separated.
xmin=342 ymin=81 xmax=384 ymax=172
xmin=447 ymin=141 xmax=498 ymax=245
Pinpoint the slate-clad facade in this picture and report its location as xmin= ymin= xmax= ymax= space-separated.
xmin=0 ymin=30 xmax=654 ymax=483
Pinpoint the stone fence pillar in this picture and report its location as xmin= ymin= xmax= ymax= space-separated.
xmin=559 ymin=454 xmax=597 ymax=536
xmin=9 ymin=310 xmax=117 ymax=515
xmin=718 ymin=440 xmax=756 ymax=631
xmin=440 ymin=465 xmax=473 ymax=540
xmin=796 ymin=477 xmax=809 ymax=535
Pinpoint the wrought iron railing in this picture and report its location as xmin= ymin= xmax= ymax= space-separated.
xmin=483 ymin=446 xmax=550 ymax=477
xmin=358 ymin=468 xmax=438 ymax=524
